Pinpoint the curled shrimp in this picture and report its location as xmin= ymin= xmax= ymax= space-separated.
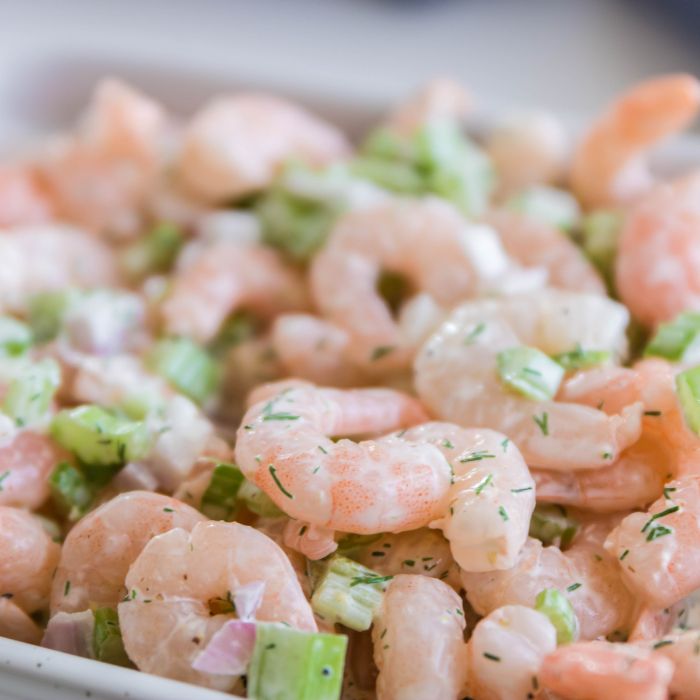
xmin=177 ymin=93 xmax=350 ymax=202
xmin=415 ymin=289 xmax=642 ymax=470
xmin=0 ymin=165 xmax=53 ymax=227
xmin=570 ymin=73 xmax=700 ymax=208
xmin=0 ymin=597 xmax=42 ymax=644
xmin=485 ymin=210 xmax=606 ymax=295
xmin=465 ymin=604 xmax=557 ymax=700
xmin=539 ymin=640 xmax=674 ymax=700
xmin=372 ymin=574 xmax=466 ymax=700
xmin=644 ymin=630 xmax=700 ymax=700
xmin=310 ymin=197 xmax=539 ymax=372
xmin=234 ymin=380 xmax=451 ymax=534
xmin=50 ymin=491 xmax=205 ymax=614
xmin=616 ymin=171 xmax=700 ymax=326
xmin=0 ymin=224 xmax=119 ymax=314
xmin=118 ymin=520 xmax=316 ymax=689
xmin=461 ymin=536 xmax=633 ymax=640
xmin=162 ymin=241 xmax=308 ymax=343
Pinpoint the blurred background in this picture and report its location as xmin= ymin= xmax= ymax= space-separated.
xmin=0 ymin=0 xmax=699 ymax=141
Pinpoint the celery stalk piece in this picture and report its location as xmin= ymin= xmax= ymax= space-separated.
xmin=553 ymin=344 xmax=611 ymax=371
xmin=51 ymin=405 xmax=151 ymax=482
xmin=49 ymin=461 xmax=95 ymax=521
xmin=580 ymin=209 xmax=623 ymax=289
xmin=505 ymin=185 xmax=581 ymax=231
xmin=529 ymin=504 xmax=578 ymax=549
xmin=0 ymin=317 xmax=32 ymax=357
xmin=247 ymin=623 xmax=347 ymax=700
xmin=3 ymin=358 xmax=60 ymax=427
xmin=208 ymin=311 xmax=259 ymax=357
xmin=28 ymin=290 xmax=80 ymax=343
xmin=92 ymin=608 xmax=132 ymax=667
xmin=676 ymin=366 xmax=700 ymax=435
xmin=121 ymin=222 xmax=184 ymax=281
xmin=238 ymin=479 xmax=284 ymax=517
xmin=535 ymin=588 xmax=579 ymax=644
xmin=311 ymin=555 xmax=388 ymax=631
xmin=645 ymin=312 xmax=700 ymax=363
xmin=200 ymin=463 xmax=245 ymax=520
xmin=497 ymin=346 xmax=565 ymax=401
xmin=146 ymin=337 xmax=218 ymax=405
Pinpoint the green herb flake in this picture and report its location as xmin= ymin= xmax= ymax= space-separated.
xmin=483 ymin=652 xmax=501 ymax=662
xmin=500 ymin=438 xmax=510 ymax=452
xmin=498 ymin=505 xmax=509 ymax=522
xmin=268 ymin=465 xmax=294 ymax=499
xmin=620 ymin=549 xmax=630 ymax=561
xmin=533 ymin=412 xmax=549 ymax=436
xmin=566 ymin=582 xmax=582 ymax=593
xmin=442 ymin=439 xmax=454 ymax=449
xmin=64 ymin=580 xmax=71 ymax=597
xmin=370 ymin=345 xmax=395 ymax=361
xmin=641 ymin=505 xmax=680 ymax=533
xmin=460 ymin=450 xmax=496 ymax=463
xmin=0 ymin=471 xmax=10 ymax=491
xmin=464 ymin=322 xmax=486 ymax=345
xmin=349 ymin=574 xmax=393 ymax=588
xmin=653 ymin=639 xmax=674 ymax=649
xmin=163 ymin=507 xmax=174 ymax=513
xmin=474 ymin=473 xmax=494 ymax=495
xmin=511 ymin=486 xmax=533 ymax=493
xmin=646 ymin=524 xmax=673 ymax=542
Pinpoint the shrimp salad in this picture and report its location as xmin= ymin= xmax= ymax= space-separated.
xmin=2 ymin=74 xmax=700 ymax=700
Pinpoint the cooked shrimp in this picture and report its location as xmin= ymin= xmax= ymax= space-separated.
xmin=372 ymin=575 xmax=466 ymax=700
xmin=0 ymin=431 xmax=70 ymax=510
xmin=570 ymin=73 xmax=700 ymax=208
xmin=282 ymin=519 xmax=337 ymax=560
xmin=177 ymin=93 xmax=350 ymax=202
xmin=646 ymin=630 xmax=700 ymax=700
xmin=0 ymin=224 xmax=119 ymax=314
xmin=51 ymin=491 xmax=205 ymax=614
xmin=118 ymin=520 xmax=316 ymax=689
xmin=310 ymin=197 xmax=538 ymax=372
xmin=399 ymin=422 xmax=535 ymax=571
xmin=162 ymin=241 xmax=308 ymax=342
xmin=605 ymin=474 xmax=700 ymax=610
xmin=465 ymin=605 xmax=557 ymax=700
xmin=616 ymin=171 xmax=700 ymax=326
xmin=0 ymin=506 xmax=60 ymax=614
xmin=0 ymin=597 xmax=42 ymax=644
xmin=461 ymin=537 xmax=634 ymax=640
xmin=539 ymin=641 xmax=674 ymax=700
xmin=0 ymin=165 xmax=53 ymax=227
xmin=234 ymin=381 xmax=451 ymax=534
xmin=415 ymin=289 xmax=642 ymax=470
xmin=485 ymin=210 xmax=606 ymax=295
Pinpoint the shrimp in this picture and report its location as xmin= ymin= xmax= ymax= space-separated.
xmin=399 ymin=422 xmax=535 ymax=572
xmin=645 ymin=630 xmax=700 ymax=700
xmin=485 ymin=111 xmax=568 ymax=197
xmin=0 ymin=431 xmax=70 ymax=510
xmin=465 ymin=605 xmax=557 ymax=700
xmin=570 ymin=73 xmax=700 ymax=209
xmin=616 ymin=171 xmax=700 ymax=326
xmin=371 ymin=575 xmax=466 ymax=700
xmin=310 ymin=197 xmax=539 ymax=372
xmin=0 ymin=506 xmax=60 ymax=614
xmin=162 ymin=241 xmax=308 ymax=342
xmin=177 ymin=93 xmax=350 ymax=202
xmin=234 ymin=381 xmax=451 ymax=534
xmin=118 ymin=520 xmax=316 ymax=689
xmin=0 ymin=597 xmax=42 ymax=644
xmin=461 ymin=537 xmax=634 ymax=640
xmin=50 ymin=491 xmax=205 ymax=614
xmin=0 ymin=224 xmax=119 ymax=314
xmin=0 ymin=165 xmax=53 ymax=227
xmin=539 ymin=641 xmax=674 ymax=700
xmin=485 ymin=210 xmax=606 ymax=295
xmin=604 ymin=474 xmax=700 ymax=610
xmin=415 ymin=289 xmax=642 ymax=470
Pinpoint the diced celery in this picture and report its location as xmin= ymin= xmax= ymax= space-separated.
xmin=535 ymin=588 xmax=579 ymax=644
xmin=238 ymin=479 xmax=284 ymax=517
xmin=208 ymin=311 xmax=259 ymax=357
xmin=0 ymin=317 xmax=32 ymax=357
xmin=146 ymin=337 xmax=218 ymax=405
xmin=497 ymin=346 xmax=565 ymax=401
xmin=247 ymin=623 xmax=347 ymax=700
xmin=529 ymin=504 xmax=578 ymax=549
xmin=580 ymin=209 xmax=623 ymax=289
xmin=51 ymin=406 xmax=151 ymax=480
xmin=362 ymin=127 xmax=415 ymax=161
xmin=645 ymin=312 xmax=700 ymax=363
xmin=3 ymin=358 xmax=60 ymax=427
xmin=676 ymin=366 xmax=700 ymax=435
xmin=200 ymin=463 xmax=245 ymax=520
xmin=554 ymin=345 xmax=611 ymax=371
xmin=28 ymin=290 xmax=80 ymax=343
xmin=335 ymin=533 xmax=384 ymax=558
xmin=49 ymin=461 xmax=95 ymax=521
xmin=92 ymin=608 xmax=132 ymax=667
xmin=505 ymin=185 xmax=580 ymax=231
xmin=349 ymin=157 xmax=425 ymax=195
xmin=121 ymin=222 xmax=184 ymax=280
xmin=311 ymin=555 xmax=387 ymax=631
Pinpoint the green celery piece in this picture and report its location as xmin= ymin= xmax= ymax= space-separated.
xmin=335 ymin=533 xmax=384 ymax=558
xmin=237 ymin=479 xmax=284 ymax=517
xmin=121 ymin=222 xmax=184 ymax=280
xmin=535 ymin=588 xmax=578 ymax=645
xmin=497 ymin=346 xmax=565 ymax=401
xmin=645 ymin=312 xmax=700 ymax=363
xmin=92 ymin=608 xmax=132 ymax=667
xmin=208 ymin=311 xmax=259 ymax=357
xmin=529 ymin=504 xmax=578 ymax=549
xmin=311 ymin=555 xmax=387 ymax=631
xmin=200 ymin=463 xmax=245 ymax=520
xmin=28 ymin=290 xmax=80 ymax=343
xmin=146 ymin=337 xmax=218 ymax=405
xmin=3 ymin=358 xmax=60 ymax=426
xmin=554 ymin=346 xmax=611 ymax=371
xmin=349 ymin=157 xmax=425 ymax=194
xmin=676 ymin=366 xmax=700 ymax=435
xmin=247 ymin=623 xmax=347 ymax=700
xmin=505 ymin=185 xmax=580 ymax=231
xmin=49 ymin=461 xmax=95 ymax=521
xmin=362 ymin=127 xmax=416 ymax=161
xmin=0 ymin=317 xmax=32 ymax=357
xmin=580 ymin=209 xmax=623 ymax=290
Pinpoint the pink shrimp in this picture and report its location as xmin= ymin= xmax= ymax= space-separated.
xmin=162 ymin=241 xmax=308 ymax=342
xmin=645 ymin=630 xmax=700 ymax=700
xmin=177 ymin=93 xmax=349 ymax=202
xmin=570 ymin=73 xmax=700 ymax=208
xmin=0 ymin=165 xmax=53 ymax=227
xmin=0 ymin=597 xmax=42 ymax=644
xmin=118 ymin=520 xmax=316 ymax=689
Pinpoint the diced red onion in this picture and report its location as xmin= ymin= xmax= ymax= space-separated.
xmin=41 ymin=610 xmax=95 ymax=658
xmin=233 ymin=581 xmax=265 ymax=621
xmin=192 ymin=620 xmax=256 ymax=675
